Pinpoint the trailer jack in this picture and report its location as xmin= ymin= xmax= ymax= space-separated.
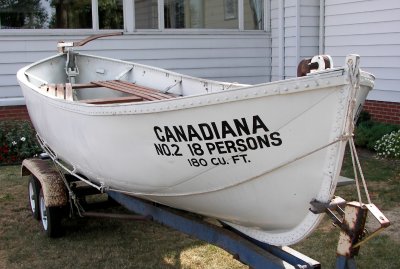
xmin=310 ymin=197 xmax=390 ymax=269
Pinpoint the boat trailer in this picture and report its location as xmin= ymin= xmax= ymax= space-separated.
xmin=22 ymin=157 xmax=389 ymax=269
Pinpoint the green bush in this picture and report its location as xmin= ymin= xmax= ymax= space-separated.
xmin=354 ymin=121 xmax=399 ymax=150
xmin=0 ymin=120 xmax=42 ymax=165
xmin=354 ymin=118 xmax=399 ymax=151
xmin=374 ymin=130 xmax=400 ymax=159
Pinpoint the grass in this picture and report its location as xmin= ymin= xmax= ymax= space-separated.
xmin=0 ymin=165 xmax=245 ymax=269
xmin=0 ymin=148 xmax=399 ymax=268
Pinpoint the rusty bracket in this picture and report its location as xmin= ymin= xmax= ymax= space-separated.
xmin=297 ymin=55 xmax=333 ymax=77
xmin=310 ymin=198 xmax=390 ymax=258
xmin=351 ymin=203 xmax=390 ymax=249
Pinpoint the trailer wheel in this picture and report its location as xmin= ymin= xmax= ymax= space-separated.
xmin=28 ymin=175 xmax=41 ymax=220
xmin=39 ymin=189 xmax=63 ymax=238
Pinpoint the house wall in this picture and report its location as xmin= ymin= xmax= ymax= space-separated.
xmin=0 ymin=32 xmax=271 ymax=108
xmin=0 ymin=105 xmax=29 ymax=121
xmin=324 ymin=0 xmax=400 ymax=105
xmin=270 ymin=0 xmax=320 ymax=81
xmin=363 ymin=100 xmax=400 ymax=125
xmin=1 ymin=0 xmax=399 ymax=125
xmin=269 ymin=0 xmax=399 ymax=125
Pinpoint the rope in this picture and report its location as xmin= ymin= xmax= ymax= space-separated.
xmin=344 ymin=55 xmax=372 ymax=205
xmin=349 ymin=139 xmax=363 ymax=204
xmin=349 ymin=138 xmax=372 ymax=204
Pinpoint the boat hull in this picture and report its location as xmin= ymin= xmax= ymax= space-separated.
xmin=18 ymin=53 xmax=373 ymax=245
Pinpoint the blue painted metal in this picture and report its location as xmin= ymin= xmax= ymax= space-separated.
xmin=108 ymin=191 xmax=321 ymax=269
xmin=336 ymin=256 xmax=357 ymax=269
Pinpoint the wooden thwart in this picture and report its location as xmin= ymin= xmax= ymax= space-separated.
xmin=91 ymin=80 xmax=176 ymax=101
xmin=78 ymin=95 xmax=143 ymax=105
xmin=39 ymin=80 xmax=176 ymax=104
xmin=40 ymin=83 xmax=73 ymax=101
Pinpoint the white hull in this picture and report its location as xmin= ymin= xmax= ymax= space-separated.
xmin=17 ymin=53 xmax=374 ymax=245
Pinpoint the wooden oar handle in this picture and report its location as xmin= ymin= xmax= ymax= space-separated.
xmin=57 ymin=32 xmax=123 ymax=53
xmin=73 ymin=32 xmax=123 ymax=47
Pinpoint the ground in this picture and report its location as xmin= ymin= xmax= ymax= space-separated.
xmin=0 ymin=148 xmax=399 ymax=268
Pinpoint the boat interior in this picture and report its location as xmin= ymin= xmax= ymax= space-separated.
xmin=23 ymin=53 xmax=248 ymax=105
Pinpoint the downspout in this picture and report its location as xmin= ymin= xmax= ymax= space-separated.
xmin=319 ymin=0 xmax=325 ymax=54
xmin=278 ymin=0 xmax=285 ymax=80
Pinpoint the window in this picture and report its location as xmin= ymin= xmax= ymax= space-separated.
xmin=0 ymin=0 xmax=265 ymax=31
xmin=244 ymin=0 xmax=264 ymax=30
xmin=135 ymin=0 xmax=158 ymax=29
xmin=164 ymin=0 xmax=239 ymax=29
xmin=0 ymin=0 xmax=92 ymax=29
xmin=50 ymin=0 xmax=92 ymax=29
xmin=99 ymin=0 xmax=123 ymax=29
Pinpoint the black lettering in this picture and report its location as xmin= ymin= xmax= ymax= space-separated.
xmin=246 ymin=137 xmax=258 ymax=150
xmin=224 ymin=140 xmax=238 ymax=153
xmin=154 ymin=126 xmax=165 ymax=142
xmin=270 ymin=132 xmax=282 ymax=146
xmin=154 ymin=143 xmax=164 ymax=155
xmin=215 ymin=141 xmax=228 ymax=154
xmin=187 ymin=125 xmax=202 ymax=141
xmin=162 ymin=144 xmax=172 ymax=155
xmin=199 ymin=123 xmax=214 ymax=140
xmin=252 ymin=115 xmax=269 ymax=134
xmin=165 ymin=127 xmax=177 ymax=142
xmin=173 ymin=126 xmax=187 ymax=142
xmin=171 ymin=144 xmax=182 ymax=156
xmin=206 ymin=142 xmax=217 ymax=154
xmin=211 ymin=122 xmax=221 ymax=139
xmin=257 ymin=134 xmax=271 ymax=148
xmin=221 ymin=121 xmax=237 ymax=138
xmin=233 ymin=118 xmax=251 ymax=136
xmin=236 ymin=139 xmax=247 ymax=152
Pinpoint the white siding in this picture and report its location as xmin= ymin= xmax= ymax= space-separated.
xmin=3 ymin=0 xmax=399 ymax=106
xmin=324 ymin=0 xmax=400 ymax=102
xmin=0 ymin=32 xmax=270 ymax=106
xmin=270 ymin=0 xmax=320 ymax=81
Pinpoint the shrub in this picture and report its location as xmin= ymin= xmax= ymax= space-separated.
xmin=374 ymin=130 xmax=400 ymax=159
xmin=354 ymin=120 xmax=399 ymax=151
xmin=0 ymin=120 xmax=42 ymax=165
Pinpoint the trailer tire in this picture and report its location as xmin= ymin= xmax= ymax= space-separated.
xmin=28 ymin=175 xmax=41 ymax=220
xmin=39 ymin=189 xmax=63 ymax=238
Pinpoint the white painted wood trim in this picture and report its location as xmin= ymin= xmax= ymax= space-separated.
xmin=158 ymin=0 xmax=165 ymax=30
xmin=92 ymin=0 xmax=99 ymax=30
xmin=238 ymin=0 xmax=244 ymax=31
xmin=264 ymin=0 xmax=270 ymax=31
xmin=124 ymin=0 xmax=135 ymax=32
xmin=0 ymin=97 xmax=25 ymax=106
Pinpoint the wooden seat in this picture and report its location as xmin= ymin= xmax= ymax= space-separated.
xmin=77 ymin=95 xmax=143 ymax=104
xmin=39 ymin=83 xmax=73 ymax=101
xmin=40 ymin=80 xmax=176 ymax=104
xmin=91 ymin=80 xmax=176 ymax=101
